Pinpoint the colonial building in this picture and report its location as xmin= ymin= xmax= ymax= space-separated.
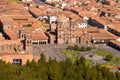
xmin=19 ymin=21 xmax=48 ymax=53
xmin=0 ymin=15 xmax=13 ymax=30
xmin=57 ymin=15 xmax=77 ymax=44
xmin=0 ymin=53 xmax=39 ymax=65
xmin=49 ymin=14 xmax=117 ymax=45
xmin=0 ymin=39 xmax=24 ymax=53
xmin=29 ymin=7 xmax=48 ymax=21
xmin=48 ymin=14 xmax=58 ymax=24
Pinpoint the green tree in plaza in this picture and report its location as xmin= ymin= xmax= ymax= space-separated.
xmin=105 ymin=55 xmax=113 ymax=61
xmin=116 ymin=72 xmax=120 ymax=80
xmin=39 ymin=53 xmax=46 ymax=63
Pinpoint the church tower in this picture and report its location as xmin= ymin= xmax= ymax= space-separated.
xmin=70 ymin=20 xmax=77 ymax=44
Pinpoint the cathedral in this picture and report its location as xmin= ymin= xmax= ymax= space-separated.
xmin=57 ymin=15 xmax=77 ymax=44
xmin=49 ymin=14 xmax=91 ymax=45
xmin=49 ymin=14 xmax=116 ymax=45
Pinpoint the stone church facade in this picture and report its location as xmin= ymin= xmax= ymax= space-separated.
xmin=49 ymin=14 xmax=91 ymax=45
xmin=57 ymin=19 xmax=77 ymax=44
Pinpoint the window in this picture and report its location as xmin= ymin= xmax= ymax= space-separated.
xmin=27 ymin=41 xmax=29 ymax=44
xmin=59 ymin=35 xmax=61 ymax=37
xmin=59 ymin=26 xmax=61 ymax=29
xmin=29 ymin=40 xmax=31 ymax=44
xmin=73 ymin=35 xmax=74 ymax=37
xmin=13 ymin=59 xmax=22 ymax=65
xmin=22 ymin=34 xmax=24 ymax=38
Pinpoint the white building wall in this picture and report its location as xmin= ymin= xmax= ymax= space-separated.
xmin=38 ymin=16 xmax=48 ymax=20
xmin=22 ymin=0 xmax=32 ymax=2
xmin=77 ymin=23 xmax=87 ymax=28
xmin=49 ymin=16 xmax=57 ymax=24
xmin=46 ymin=0 xmax=61 ymax=3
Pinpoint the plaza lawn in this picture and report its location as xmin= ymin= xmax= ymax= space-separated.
xmin=61 ymin=50 xmax=79 ymax=63
xmin=100 ymin=58 xmax=120 ymax=67
xmin=109 ymin=57 xmax=120 ymax=65
xmin=101 ymin=62 xmax=120 ymax=67
xmin=61 ymin=50 xmax=79 ymax=58
xmin=93 ymin=49 xmax=120 ymax=66
xmin=94 ymin=49 xmax=112 ymax=56
xmin=61 ymin=50 xmax=93 ymax=65
xmin=101 ymin=56 xmax=120 ymax=67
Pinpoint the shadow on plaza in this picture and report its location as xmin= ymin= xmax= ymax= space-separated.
xmin=107 ymin=43 xmax=120 ymax=51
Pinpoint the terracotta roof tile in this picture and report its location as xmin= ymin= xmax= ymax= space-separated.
xmin=110 ymin=40 xmax=120 ymax=47
xmin=29 ymin=7 xmax=47 ymax=16
xmin=31 ymin=30 xmax=48 ymax=40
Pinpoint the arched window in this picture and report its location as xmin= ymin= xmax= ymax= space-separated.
xmin=59 ymin=35 xmax=61 ymax=37
xmin=27 ymin=41 xmax=29 ymax=44
xmin=59 ymin=26 xmax=61 ymax=29
xmin=29 ymin=40 xmax=31 ymax=44
xmin=22 ymin=34 xmax=24 ymax=38
xmin=73 ymin=35 xmax=74 ymax=37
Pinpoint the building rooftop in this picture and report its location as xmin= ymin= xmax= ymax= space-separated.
xmin=0 ymin=38 xmax=23 ymax=46
xmin=29 ymin=7 xmax=47 ymax=16
xmin=110 ymin=40 xmax=120 ymax=47
xmin=31 ymin=30 xmax=48 ymax=40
